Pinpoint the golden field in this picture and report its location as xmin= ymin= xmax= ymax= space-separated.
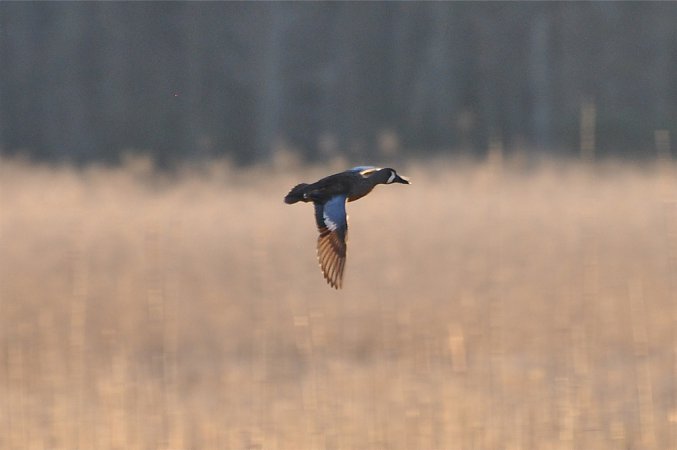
xmin=2 ymin=156 xmax=677 ymax=449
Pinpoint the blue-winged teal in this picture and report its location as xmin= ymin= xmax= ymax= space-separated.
xmin=284 ymin=166 xmax=410 ymax=289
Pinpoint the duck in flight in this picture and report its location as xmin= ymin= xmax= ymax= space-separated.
xmin=284 ymin=166 xmax=410 ymax=289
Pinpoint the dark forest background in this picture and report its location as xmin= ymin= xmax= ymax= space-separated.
xmin=1 ymin=2 xmax=676 ymax=166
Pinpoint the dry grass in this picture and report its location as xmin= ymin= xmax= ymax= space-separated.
xmin=2 ymin=156 xmax=677 ymax=449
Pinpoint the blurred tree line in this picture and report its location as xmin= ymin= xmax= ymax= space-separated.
xmin=1 ymin=2 xmax=676 ymax=165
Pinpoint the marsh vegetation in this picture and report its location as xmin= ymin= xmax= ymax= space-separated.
xmin=2 ymin=158 xmax=677 ymax=448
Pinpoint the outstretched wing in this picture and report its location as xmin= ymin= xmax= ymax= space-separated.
xmin=350 ymin=166 xmax=381 ymax=178
xmin=314 ymin=195 xmax=348 ymax=289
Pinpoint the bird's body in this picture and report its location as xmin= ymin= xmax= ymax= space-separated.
xmin=285 ymin=166 xmax=409 ymax=289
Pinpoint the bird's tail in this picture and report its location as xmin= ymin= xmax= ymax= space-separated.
xmin=284 ymin=183 xmax=309 ymax=204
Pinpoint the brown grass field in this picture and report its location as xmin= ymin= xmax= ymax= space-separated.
xmin=2 ymin=156 xmax=677 ymax=449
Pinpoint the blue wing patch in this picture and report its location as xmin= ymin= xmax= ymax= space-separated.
xmin=314 ymin=195 xmax=347 ymax=235
xmin=349 ymin=165 xmax=376 ymax=172
xmin=349 ymin=166 xmax=381 ymax=178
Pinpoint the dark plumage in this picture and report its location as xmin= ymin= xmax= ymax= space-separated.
xmin=285 ymin=166 xmax=410 ymax=289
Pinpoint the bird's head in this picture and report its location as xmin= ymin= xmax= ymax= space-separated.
xmin=384 ymin=168 xmax=410 ymax=185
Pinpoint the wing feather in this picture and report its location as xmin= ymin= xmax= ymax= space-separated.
xmin=314 ymin=196 xmax=348 ymax=289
